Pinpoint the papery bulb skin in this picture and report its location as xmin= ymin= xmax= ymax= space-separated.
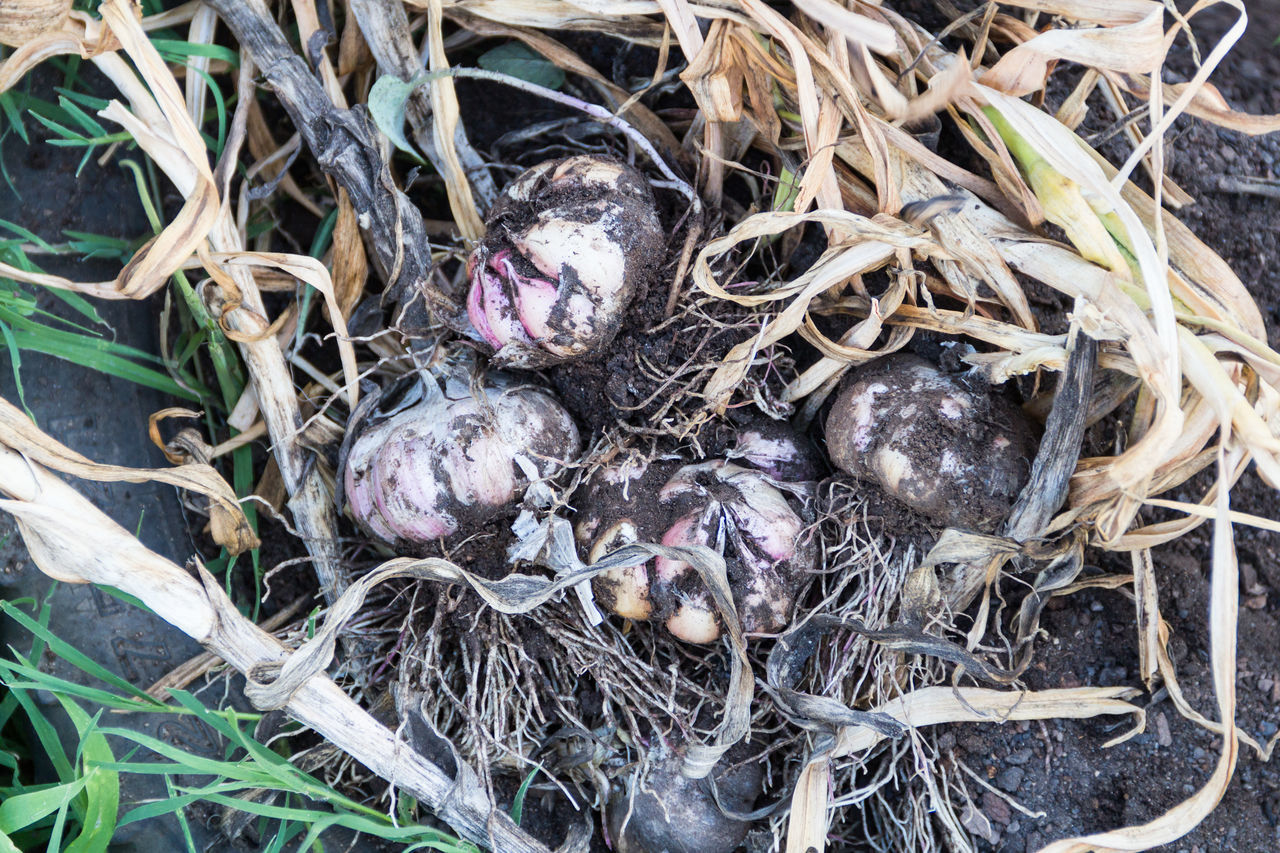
xmin=577 ymin=457 xmax=814 ymax=644
xmin=825 ymin=353 xmax=1036 ymax=531
xmin=465 ymin=156 xmax=664 ymax=368
xmin=343 ymin=379 xmax=580 ymax=547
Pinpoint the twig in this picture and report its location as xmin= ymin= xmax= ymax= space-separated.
xmin=1215 ymin=174 xmax=1280 ymax=199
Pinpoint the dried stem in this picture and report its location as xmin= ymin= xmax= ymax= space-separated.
xmin=205 ymin=0 xmax=444 ymax=315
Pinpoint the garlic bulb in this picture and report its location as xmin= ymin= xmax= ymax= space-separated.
xmin=466 ymin=155 xmax=664 ymax=368
xmin=728 ymin=417 xmax=825 ymax=483
xmin=578 ymin=458 xmax=814 ymax=643
xmin=344 ymin=376 xmax=580 ymax=546
xmin=607 ymin=745 xmax=762 ymax=853
xmin=825 ymin=353 xmax=1036 ymax=530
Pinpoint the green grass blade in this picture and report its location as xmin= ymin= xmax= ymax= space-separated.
xmin=0 ymin=779 xmax=86 ymax=835
xmin=0 ymin=91 xmax=28 ymax=144
xmin=58 ymin=702 xmax=118 ymax=853
xmin=0 ymin=670 xmax=73 ymax=782
xmin=0 ymin=318 xmax=26 ymax=411
xmin=0 ymin=600 xmax=163 ymax=703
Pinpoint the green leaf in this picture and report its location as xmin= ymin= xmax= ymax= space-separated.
xmin=773 ymin=165 xmax=800 ymax=213
xmin=477 ymin=43 xmax=564 ymax=91
xmin=0 ymin=779 xmax=86 ymax=835
xmin=58 ymin=700 xmax=118 ymax=853
xmin=510 ymin=768 xmax=537 ymax=826
xmin=0 ymin=828 xmax=20 ymax=853
xmin=368 ymin=75 xmax=426 ymax=163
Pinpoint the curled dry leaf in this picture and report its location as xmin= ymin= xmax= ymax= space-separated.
xmin=0 ymin=397 xmax=257 ymax=554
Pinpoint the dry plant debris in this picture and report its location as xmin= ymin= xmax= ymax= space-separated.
xmin=2 ymin=0 xmax=1280 ymax=851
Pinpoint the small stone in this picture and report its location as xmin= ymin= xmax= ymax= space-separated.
xmin=1006 ymin=748 xmax=1033 ymax=765
xmin=1155 ymin=711 xmax=1173 ymax=748
xmin=995 ymin=767 xmax=1025 ymax=793
xmin=983 ymin=790 xmax=1012 ymax=825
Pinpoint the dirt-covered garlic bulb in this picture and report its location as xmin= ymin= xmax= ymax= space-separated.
xmin=578 ymin=458 xmax=814 ymax=643
xmin=825 ymin=353 xmax=1036 ymax=530
xmin=728 ymin=417 xmax=826 ymax=483
xmin=343 ymin=376 xmax=580 ymax=546
xmin=466 ymin=155 xmax=664 ymax=368
xmin=607 ymin=745 xmax=762 ymax=853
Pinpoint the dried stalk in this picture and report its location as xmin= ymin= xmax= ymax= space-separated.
xmin=348 ymin=0 xmax=497 ymax=232
xmin=204 ymin=0 xmax=446 ymax=316
xmin=0 ymin=443 xmax=553 ymax=853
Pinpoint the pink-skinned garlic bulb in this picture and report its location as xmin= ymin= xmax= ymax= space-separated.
xmin=466 ymin=156 xmax=664 ymax=368
xmin=727 ymin=417 xmax=826 ymax=483
xmin=343 ymin=375 xmax=580 ymax=546
xmin=577 ymin=458 xmax=814 ymax=643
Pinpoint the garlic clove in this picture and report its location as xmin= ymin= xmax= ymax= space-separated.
xmin=465 ymin=263 xmax=503 ymax=349
xmin=665 ymin=601 xmax=721 ymax=644
xmin=654 ymin=509 xmax=722 ymax=643
xmin=512 ymin=272 xmax=559 ymax=342
xmin=589 ymin=520 xmax=652 ymax=620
